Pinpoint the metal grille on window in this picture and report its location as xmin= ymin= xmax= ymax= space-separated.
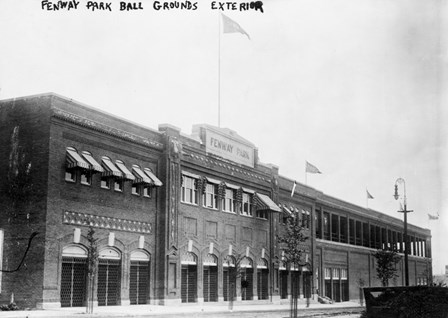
xmin=130 ymin=261 xmax=149 ymax=305
xmin=60 ymin=257 xmax=87 ymax=307
xmin=97 ymin=259 xmax=121 ymax=306
xmin=203 ymin=254 xmax=218 ymax=302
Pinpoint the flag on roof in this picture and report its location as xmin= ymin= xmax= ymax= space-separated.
xmin=428 ymin=213 xmax=439 ymax=220
xmin=221 ymin=13 xmax=250 ymax=39
xmin=291 ymin=180 xmax=297 ymax=197
xmin=366 ymin=189 xmax=374 ymax=199
xmin=306 ymin=161 xmax=322 ymax=174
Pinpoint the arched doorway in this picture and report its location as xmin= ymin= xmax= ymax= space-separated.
xmin=97 ymin=247 xmax=121 ymax=306
xmin=257 ymin=258 xmax=269 ymax=300
xmin=241 ymin=257 xmax=253 ymax=301
xmin=181 ymin=251 xmax=197 ymax=303
xmin=223 ymin=255 xmax=236 ymax=302
xmin=129 ymin=250 xmax=150 ymax=305
xmin=203 ymin=254 xmax=218 ymax=302
xmin=60 ymin=245 xmax=88 ymax=307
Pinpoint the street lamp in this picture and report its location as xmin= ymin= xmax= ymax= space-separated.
xmin=394 ymin=178 xmax=413 ymax=286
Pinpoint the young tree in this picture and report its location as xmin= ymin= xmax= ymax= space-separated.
xmin=277 ymin=215 xmax=310 ymax=318
xmin=86 ymin=227 xmax=98 ymax=314
xmin=372 ymin=248 xmax=401 ymax=287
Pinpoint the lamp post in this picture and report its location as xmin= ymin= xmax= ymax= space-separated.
xmin=394 ymin=178 xmax=413 ymax=286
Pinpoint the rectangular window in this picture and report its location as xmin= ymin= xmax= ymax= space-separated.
xmin=181 ymin=176 xmax=198 ymax=205
xmin=323 ymin=212 xmax=330 ymax=240
xmin=341 ymin=268 xmax=347 ymax=280
xmin=340 ymin=217 xmax=347 ymax=243
xmin=203 ymin=183 xmax=218 ymax=209
xmin=80 ymin=171 xmax=91 ymax=185
xmin=349 ymin=219 xmax=355 ymax=245
xmin=143 ymin=186 xmax=151 ymax=198
xmin=332 ymin=268 xmax=340 ymax=279
xmin=256 ymin=210 xmax=267 ymax=219
xmin=324 ymin=268 xmax=331 ymax=279
xmin=114 ymin=180 xmax=123 ymax=192
xmin=101 ymin=176 xmax=111 ymax=189
xmin=65 ymin=169 xmax=76 ymax=182
xmin=223 ymin=189 xmax=235 ymax=213
xmin=316 ymin=211 xmax=322 ymax=239
xmin=132 ymin=184 xmax=141 ymax=196
xmin=241 ymin=193 xmax=252 ymax=216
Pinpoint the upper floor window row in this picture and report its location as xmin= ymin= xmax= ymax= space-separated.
xmin=315 ymin=210 xmax=429 ymax=257
xmin=65 ymin=147 xmax=162 ymax=196
xmin=279 ymin=204 xmax=311 ymax=230
xmin=180 ymin=171 xmax=281 ymax=218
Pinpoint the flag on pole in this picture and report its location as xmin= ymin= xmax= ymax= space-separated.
xmin=428 ymin=213 xmax=439 ymax=220
xmin=366 ymin=189 xmax=374 ymax=199
xmin=221 ymin=13 xmax=250 ymax=39
xmin=306 ymin=161 xmax=322 ymax=174
xmin=291 ymin=180 xmax=297 ymax=197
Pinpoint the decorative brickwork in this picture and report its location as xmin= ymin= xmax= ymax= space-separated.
xmin=63 ymin=211 xmax=152 ymax=233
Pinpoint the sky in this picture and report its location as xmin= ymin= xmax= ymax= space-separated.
xmin=0 ymin=0 xmax=446 ymax=274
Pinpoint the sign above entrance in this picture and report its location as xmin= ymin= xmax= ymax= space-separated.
xmin=193 ymin=124 xmax=256 ymax=168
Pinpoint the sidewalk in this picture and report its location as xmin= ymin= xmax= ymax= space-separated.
xmin=0 ymin=301 xmax=364 ymax=318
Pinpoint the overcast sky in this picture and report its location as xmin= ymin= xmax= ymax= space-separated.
xmin=1 ymin=0 xmax=446 ymax=274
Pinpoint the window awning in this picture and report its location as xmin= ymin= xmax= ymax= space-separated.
xmin=242 ymin=187 xmax=255 ymax=194
xmin=115 ymin=161 xmax=135 ymax=181
xmin=81 ymin=152 xmax=104 ymax=173
xmin=224 ymin=183 xmax=239 ymax=190
xmin=66 ymin=148 xmax=90 ymax=170
xmin=282 ymin=205 xmax=293 ymax=216
xmin=144 ymin=168 xmax=163 ymax=187
xmin=255 ymin=193 xmax=281 ymax=212
xmin=101 ymin=158 xmax=123 ymax=178
xmin=132 ymin=166 xmax=152 ymax=185
xmin=182 ymin=171 xmax=200 ymax=179
xmin=205 ymin=176 xmax=221 ymax=185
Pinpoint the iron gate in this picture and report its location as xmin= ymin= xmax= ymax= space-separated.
xmin=181 ymin=265 xmax=197 ymax=303
xmin=203 ymin=266 xmax=218 ymax=302
xmin=97 ymin=259 xmax=121 ymax=306
xmin=257 ymin=269 xmax=269 ymax=300
xmin=129 ymin=260 xmax=149 ymax=305
xmin=60 ymin=257 xmax=87 ymax=307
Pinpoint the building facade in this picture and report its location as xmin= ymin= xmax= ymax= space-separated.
xmin=0 ymin=93 xmax=432 ymax=309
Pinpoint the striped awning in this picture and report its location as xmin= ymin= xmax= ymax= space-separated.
xmin=81 ymin=152 xmax=104 ymax=173
xmin=144 ymin=168 xmax=163 ymax=187
xmin=254 ymin=193 xmax=281 ymax=212
xmin=282 ymin=205 xmax=293 ymax=216
xmin=132 ymin=166 xmax=152 ymax=185
xmin=66 ymin=148 xmax=90 ymax=170
xmin=101 ymin=158 xmax=123 ymax=178
xmin=115 ymin=161 xmax=135 ymax=181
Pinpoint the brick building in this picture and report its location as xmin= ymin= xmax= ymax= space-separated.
xmin=0 ymin=93 xmax=432 ymax=309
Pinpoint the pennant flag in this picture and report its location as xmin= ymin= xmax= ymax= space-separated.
xmin=306 ymin=161 xmax=322 ymax=174
xmin=221 ymin=13 xmax=250 ymax=39
xmin=428 ymin=213 xmax=439 ymax=220
xmin=399 ymin=202 xmax=404 ymax=211
xmin=366 ymin=189 xmax=374 ymax=199
xmin=291 ymin=180 xmax=297 ymax=197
